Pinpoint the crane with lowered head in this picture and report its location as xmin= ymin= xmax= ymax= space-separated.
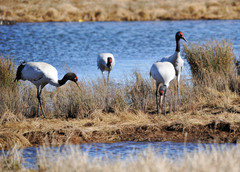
xmin=14 ymin=61 xmax=81 ymax=118
xmin=150 ymin=61 xmax=176 ymax=115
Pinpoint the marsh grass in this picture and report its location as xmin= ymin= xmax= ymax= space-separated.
xmin=183 ymin=40 xmax=236 ymax=90
xmin=0 ymin=146 xmax=23 ymax=171
xmin=3 ymin=144 xmax=234 ymax=172
xmin=52 ymin=73 xmax=157 ymax=118
xmin=183 ymin=39 xmax=239 ymax=108
xmin=0 ymin=57 xmax=22 ymax=115
xmin=184 ymin=40 xmax=240 ymax=109
xmin=0 ymin=144 xmax=239 ymax=171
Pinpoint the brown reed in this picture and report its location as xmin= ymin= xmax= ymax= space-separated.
xmin=183 ymin=39 xmax=239 ymax=93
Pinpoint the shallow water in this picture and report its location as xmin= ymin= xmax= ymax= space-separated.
xmin=0 ymin=20 xmax=240 ymax=82
xmin=19 ymin=141 xmax=235 ymax=170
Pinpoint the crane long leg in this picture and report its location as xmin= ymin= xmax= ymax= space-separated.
xmin=37 ymin=87 xmax=46 ymax=118
xmin=177 ymin=83 xmax=181 ymax=105
xmin=163 ymin=89 xmax=167 ymax=116
xmin=102 ymin=71 xmax=106 ymax=85
xmin=105 ymin=71 xmax=111 ymax=107
xmin=37 ymin=87 xmax=40 ymax=116
xmin=177 ymin=77 xmax=181 ymax=106
xmin=107 ymin=71 xmax=110 ymax=85
xmin=156 ymin=84 xmax=160 ymax=114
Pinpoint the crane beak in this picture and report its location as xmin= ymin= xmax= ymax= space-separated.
xmin=75 ymin=82 xmax=81 ymax=90
xmin=160 ymin=94 xmax=164 ymax=105
xmin=182 ymin=36 xmax=187 ymax=42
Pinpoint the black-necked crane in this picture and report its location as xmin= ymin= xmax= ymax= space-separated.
xmin=14 ymin=61 xmax=80 ymax=118
xmin=150 ymin=61 xmax=176 ymax=115
xmin=161 ymin=31 xmax=187 ymax=104
xmin=97 ymin=53 xmax=115 ymax=84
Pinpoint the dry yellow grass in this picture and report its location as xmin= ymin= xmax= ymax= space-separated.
xmin=36 ymin=145 xmax=240 ymax=172
xmin=0 ymin=144 xmax=235 ymax=172
xmin=1 ymin=143 xmax=240 ymax=172
xmin=1 ymin=107 xmax=240 ymax=150
xmin=0 ymin=0 xmax=240 ymax=22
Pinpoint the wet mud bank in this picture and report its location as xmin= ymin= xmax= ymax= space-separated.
xmin=22 ymin=121 xmax=240 ymax=149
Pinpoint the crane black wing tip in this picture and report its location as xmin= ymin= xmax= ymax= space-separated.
xmin=15 ymin=61 xmax=26 ymax=82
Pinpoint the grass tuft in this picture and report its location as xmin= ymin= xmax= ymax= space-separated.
xmin=0 ymin=56 xmax=22 ymax=115
xmin=183 ymin=39 xmax=238 ymax=93
xmin=0 ymin=146 xmax=23 ymax=171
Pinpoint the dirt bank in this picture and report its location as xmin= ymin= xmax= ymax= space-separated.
xmin=0 ymin=0 xmax=240 ymax=22
xmin=23 ymin=120 xmax=240 ymax=146
xmin=0 ymin=103 xmax=240 ymax=150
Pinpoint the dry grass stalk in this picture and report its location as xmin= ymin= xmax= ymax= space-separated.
xmin=0 ymin=146 xmax=23 ymax=171
xmin=0 ymin=144 xmax=239 ymax=171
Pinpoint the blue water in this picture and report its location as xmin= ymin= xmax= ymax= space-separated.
xmin=0 ymin=20 xmax=240 ymax=82
xmin=15 ymin=141 xmax=235 ymax=170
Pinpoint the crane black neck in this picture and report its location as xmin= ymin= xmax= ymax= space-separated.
xmin=107 ymin=57 xmax=112 ymax=68
xmin=58 ymin=72 xmax=76 ymax=86
xmin=175 ymin=38 xmax=181 ymax=52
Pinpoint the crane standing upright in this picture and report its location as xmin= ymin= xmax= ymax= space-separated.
xmin=161 ymin=31 xmax=187 ymax=104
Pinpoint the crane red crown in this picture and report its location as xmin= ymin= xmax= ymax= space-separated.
xmin=160 ymin=90 xmax=164 ymax=95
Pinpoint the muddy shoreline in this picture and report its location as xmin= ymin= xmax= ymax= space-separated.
xmin=1 ymin=116 xmax=239 ymax=150
xmin=24 ymin=121 xmax=240 ymax=146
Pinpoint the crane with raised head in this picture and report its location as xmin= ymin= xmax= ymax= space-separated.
xmin=161 ymin=31 xmax=187 ymax=104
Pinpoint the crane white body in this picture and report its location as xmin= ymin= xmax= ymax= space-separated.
xmin=97 ymin=53 xmax=115 ymax=83
xmin=21 ymin=62 xmax=60 ymax=88
xmin=150 ymin=61 xmax=176 ymax=115
xmin=15 ymin=61 xmax=80 ymax=118
xmin=161 ymin=51 xmax=184 ymax=83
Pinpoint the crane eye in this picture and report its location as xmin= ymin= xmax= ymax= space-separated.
xmin=75 ymin=76 xmax=78 ymax=81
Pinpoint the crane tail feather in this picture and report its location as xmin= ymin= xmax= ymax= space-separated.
xmin=14 ymin=61 xmax=26 ymax=82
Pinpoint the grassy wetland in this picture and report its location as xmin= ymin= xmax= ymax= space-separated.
xmin=0 ymin=39 xmax=239 ymax=152
xmin=0 ymin=41 xmax=239 ymax=171
xmin=0 ymin=0 xmax=240 ymax=22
